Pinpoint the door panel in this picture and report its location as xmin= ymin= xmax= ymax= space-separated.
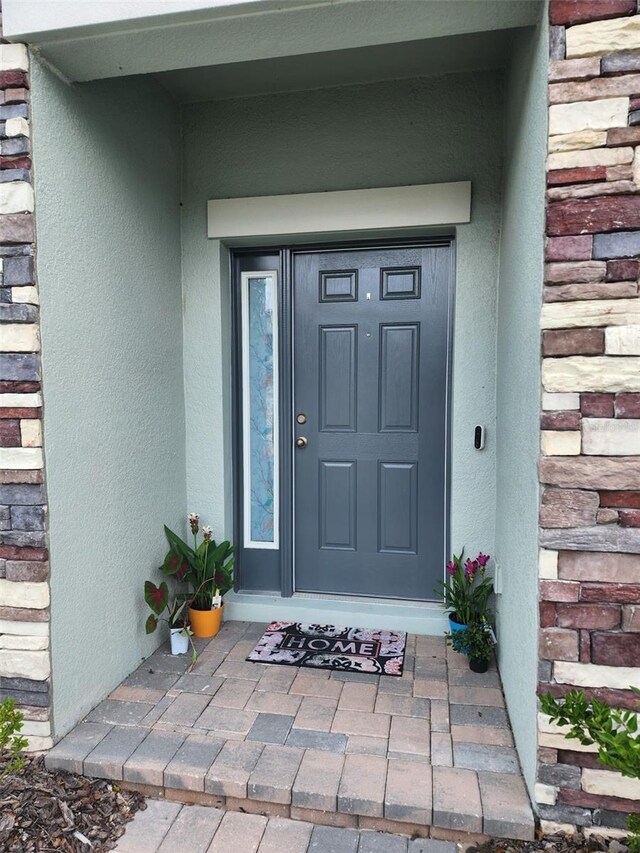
xmin=379 ymin=324 xmax=419 ymax=432
xmin=379 ymin=462 xmax=418 ymax=555
xmin=293 ymin=244 xmax=451 ymax=600
xmin=320 ymin=326 xmax=357 ymax=431
xmin=319 ymin=461 xmax=357 ymax=550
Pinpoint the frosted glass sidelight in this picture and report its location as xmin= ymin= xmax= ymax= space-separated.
xmin=241 ymin=272 xmax=279 ymax=548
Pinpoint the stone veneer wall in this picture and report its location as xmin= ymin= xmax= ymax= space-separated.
xmin=537 ymin=0 xmax=640 ymax=834
xmin=0 ymin=34 xmax=51 ymax=751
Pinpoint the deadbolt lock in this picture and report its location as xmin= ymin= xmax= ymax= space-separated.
xmin=296 ymin=413 xmax=307 ymax=424
xmin=295 ymin=436 xmax=308 ymax=448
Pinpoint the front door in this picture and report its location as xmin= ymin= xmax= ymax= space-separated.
xmin=293 ymin=243 xmax=452 ymax=600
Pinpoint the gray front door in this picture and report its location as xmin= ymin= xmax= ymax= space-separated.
xmin=293 ymin=243 xmax=452 ymax=600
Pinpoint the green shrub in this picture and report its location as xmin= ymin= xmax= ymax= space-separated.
xmin=0 ymin=697 xmax=28 ymax=779
xmin=628 ymin=815 xmax=640 ymax=853
xmin=540 ymin=688 xmax=640 ymax=851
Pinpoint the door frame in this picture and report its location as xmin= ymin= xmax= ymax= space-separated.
xmin=231 ymin=236 xmax=455 ymax=600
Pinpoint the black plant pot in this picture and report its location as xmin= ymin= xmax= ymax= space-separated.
xmin=469 ymin=657 xmax=489 ymax=673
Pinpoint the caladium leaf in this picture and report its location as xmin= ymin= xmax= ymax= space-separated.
xmin=145 ymin=614 xmax=158 ymax=634
xmin=144 ymin=580 xmax=169 ymax=615
xmin=160 ymin=548 xmax=190 ymax=579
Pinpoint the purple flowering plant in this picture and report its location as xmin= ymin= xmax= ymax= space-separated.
xmin=434 ymin=549 xmax=494 ymax=626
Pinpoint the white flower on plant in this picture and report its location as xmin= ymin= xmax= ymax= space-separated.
xmin=203 ymin=525 xmax=213 ymax=542
xmin=188 ymin=512 xmax=200 ymax=535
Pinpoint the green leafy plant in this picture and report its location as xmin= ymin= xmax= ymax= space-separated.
xmin=447 ymin=619 xmax=495 ymax=661
xmin=435 ymin=549 xmax=494 ymax=625
xmin=0 ymin=698 xmax=28 ymax=779
xmin=629 ymin=815 xmax=640 ymax=852
xmin=540 ymin=687 xmax=640 ymax=851
xmin=161 ymin=513 xmax=234 ymax=611
xmin=144 ymin=577 xmax=197 ymax=668
xmin=144 ymin=582 xmax=187 ymax=634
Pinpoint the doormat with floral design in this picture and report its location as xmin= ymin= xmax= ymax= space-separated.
xmin=246 ymin=622 xmax=406 ymax=676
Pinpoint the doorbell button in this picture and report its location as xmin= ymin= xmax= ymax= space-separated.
xmin=474 ymin=425 xmax=485 ymax=450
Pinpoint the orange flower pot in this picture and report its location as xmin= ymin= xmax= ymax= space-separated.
xmin=188 ymin=604 xmax=224 ymax=639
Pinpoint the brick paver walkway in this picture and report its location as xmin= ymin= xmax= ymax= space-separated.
xmin=46 ymin=621 xmax=534 ymax=843
xmin=114 ymin=801 xmax=459 ymax=853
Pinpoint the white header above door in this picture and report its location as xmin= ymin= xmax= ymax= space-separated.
xmin=208 ymin=181 xmax=471 ymax=241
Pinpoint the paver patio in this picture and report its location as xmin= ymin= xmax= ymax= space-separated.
xmin=46 ymin=621 xmax=534 ymax=843
xmin=114 ymin=801 xmax=461 ymax=853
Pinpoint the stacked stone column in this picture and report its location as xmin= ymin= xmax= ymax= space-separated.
xmin=537 ymin=1 xmax=640 ymax=834
xmin=0 ymin=39 xmax=51 ymax=750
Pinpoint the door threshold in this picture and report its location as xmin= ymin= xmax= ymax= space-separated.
xmin=293 ymin=590 xmax=439 ymax=606
xmin=224 ymin=590 xmax=448 ymax=636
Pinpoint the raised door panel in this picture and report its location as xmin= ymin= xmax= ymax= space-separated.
xmin=380 ymin=266 xmax=421 ymax=300
xmin=319 ymin=325 xmax=357 ymax=432
xmin=320 ymin=270 xmax=358 ymax=302
xmin=319 ymin=461 xmax=357 ymax=551
xmin=379 ymin=324 xmax=419 ymax=433
xmin=378 ymin=462 xmax=418 ymax=554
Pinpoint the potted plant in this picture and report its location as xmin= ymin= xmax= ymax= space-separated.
xmin=448 ymin=620 xmax=496 ymax=673
xmin=144 ymin=580 xmax=196 ymax=659
xmin=435 ymin=549 xmax=494 ymax=631
xmin=161 ymin=513 xmax=234 ymax=639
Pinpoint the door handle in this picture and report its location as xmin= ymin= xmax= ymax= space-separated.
xmin=295 ymin=437 xmax=308 ymax=448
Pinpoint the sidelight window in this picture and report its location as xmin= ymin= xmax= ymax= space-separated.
xmin=241 ymin=271 xmax=279 ymax=548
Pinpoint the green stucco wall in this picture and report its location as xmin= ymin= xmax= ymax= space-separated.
xmin=30 ymin=57 xmax=186 ymax=737
xmin=181 ymin=70 xmax=506 ymax=572
xmin=495 ymin=13 xmax=548 ymax=793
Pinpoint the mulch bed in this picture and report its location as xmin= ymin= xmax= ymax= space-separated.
xmin=473 ymin=833 xmax=629 ymax=852
xmin=0 ymin=755 xmax=145 ymax=851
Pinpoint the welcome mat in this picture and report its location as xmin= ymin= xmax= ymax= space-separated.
xmin=246 ymin=622 xmax=407 ymax=676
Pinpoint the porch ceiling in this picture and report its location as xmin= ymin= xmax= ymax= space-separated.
xmin=156 ymin=30 xmax=518 ymax=104
xmin=4 ymin=0 xmax=543 ymax=83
